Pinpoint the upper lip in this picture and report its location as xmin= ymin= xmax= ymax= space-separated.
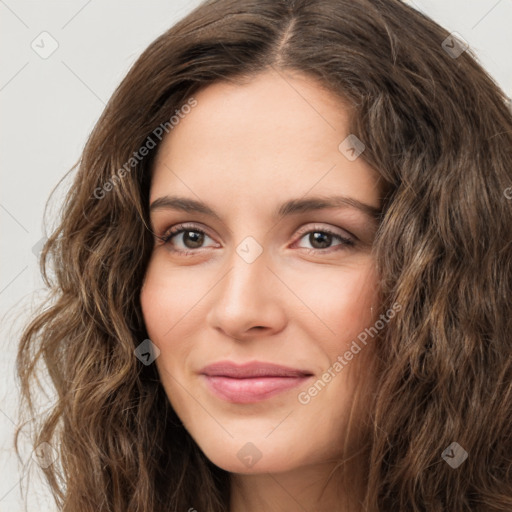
xmin=199 ymin=361 xmax=313 ymax=378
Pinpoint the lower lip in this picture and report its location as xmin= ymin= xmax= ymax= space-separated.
xmin=201 ymin=375 xmax=312 ymax=403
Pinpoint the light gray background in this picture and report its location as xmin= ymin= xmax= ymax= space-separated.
xmin=1 ymin=1 xmax=511 ymax=510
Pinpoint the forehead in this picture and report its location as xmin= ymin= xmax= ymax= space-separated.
xmin=150 ymin=69 xmax=381 ymax=211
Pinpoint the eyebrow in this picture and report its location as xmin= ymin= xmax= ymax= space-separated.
xmin=149 ymin=195 xmax=381 ymax=221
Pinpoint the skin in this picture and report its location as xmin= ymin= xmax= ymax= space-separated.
xmin=140 ymin=67 xmax=383 ymax=512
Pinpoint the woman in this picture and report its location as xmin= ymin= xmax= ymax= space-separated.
xmin=15 ymin=0 xmax=512 ymax=510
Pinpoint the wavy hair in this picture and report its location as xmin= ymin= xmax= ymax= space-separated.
xmin=15 ymin=0 xmax=512 ymax=510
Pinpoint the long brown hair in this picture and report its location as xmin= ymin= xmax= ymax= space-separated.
xmin=15 ymin=0 xmax=512 ymax=510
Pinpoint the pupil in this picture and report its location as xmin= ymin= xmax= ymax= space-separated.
xmin=184 ymin=231 xmax=204 ymax=248
xmin=310 ymin=232 xmax=331 ymax=249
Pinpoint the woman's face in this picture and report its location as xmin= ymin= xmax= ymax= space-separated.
xmin=140 ymin=68 xmax=382 ymax=474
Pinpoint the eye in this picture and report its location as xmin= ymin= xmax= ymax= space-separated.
xmin=158 ymin=223 xmax=217 ymax=255
xmin=157 ymin=222 xmax=356 ymax=256
xmin=293 ymin=225 xmax=355 ymax=253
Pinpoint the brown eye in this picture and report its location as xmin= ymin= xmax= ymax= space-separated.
xmin=308 ymin=231 xmax=333 ymax=249
xmin=177 ymin=230 xmax=205 ymax=249
xmin=161 ymin=224 xmax=217 ymax=254
xmin=295 ymin=227 xmax=355 ymax=252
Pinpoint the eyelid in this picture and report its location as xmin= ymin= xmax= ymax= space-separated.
xmin=159 ymin=222 xmax=353 ymax=242
xmin=158 ymin=221 xmax=357 ymax=254
xmin=293 ymin=223 xmax=356 ymax=243
xmin=159 ymin=222 xmax=217 ymax=245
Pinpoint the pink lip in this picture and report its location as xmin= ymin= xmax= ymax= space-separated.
xmin=199 ymin=361 xmax=314 ymax=403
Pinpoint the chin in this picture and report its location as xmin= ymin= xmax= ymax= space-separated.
xmin=196 ymin=438 xmax=306 ymax=475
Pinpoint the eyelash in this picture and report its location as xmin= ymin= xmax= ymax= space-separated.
xmin=157 ymin=223 xmax=356 ymax=256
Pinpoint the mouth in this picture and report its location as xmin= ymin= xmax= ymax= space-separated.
xmin=199 ymin=361 xmax=314 ymax=403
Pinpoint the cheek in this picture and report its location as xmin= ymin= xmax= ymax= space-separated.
xmin=140 ymin=255 xmax=205 ymax=342
xmin=334 ymin=264 xmax=379 ymax=333
xmin=139 ymin=257 xmax=200 ymax=410
xmin=297 ymin=264 xmax=380 ymax=438
xmin=291 ymin=259 xmax=379 ymax=345
xmin=139 ymin=259 xmax=192 ymax=391
xmin=139 ymin=254 xmax=222 ymax=387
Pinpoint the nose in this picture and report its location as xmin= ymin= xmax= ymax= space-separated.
xmin=206 ymin=247 xmax=287 ymax=340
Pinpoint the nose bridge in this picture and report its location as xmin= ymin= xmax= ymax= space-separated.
xmin=221 ymin=238 xmax=270 ymax=306
xmin=207 ymin=234 xmax=285 ymax=336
